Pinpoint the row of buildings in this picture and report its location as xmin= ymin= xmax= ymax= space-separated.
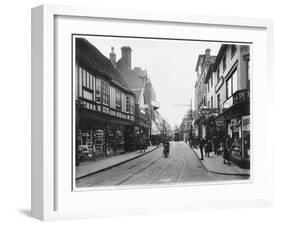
xmin=75 ymin=38 xmax=168 ymax=159
xmin=193 ymin=45 xmax=250 ymax=168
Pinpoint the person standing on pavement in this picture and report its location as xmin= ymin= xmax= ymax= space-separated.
xmin=223 ymin=135 xmax=232 ymax=164
xmin=213 ymin=136 xmax=219 ymax=155
xmin=205 ymin=138 xmax=212 ymax=157
xmin=140 ymin=136 xmax=145 ymax=153
xmin=199 ymin=136 xmax=205 ymax=160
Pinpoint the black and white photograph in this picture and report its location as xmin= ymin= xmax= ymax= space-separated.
xmin=73 ymin=35 xmax=251 ymax=189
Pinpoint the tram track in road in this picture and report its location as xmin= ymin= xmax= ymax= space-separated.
xmin=148 ymin=144 xmax=188 ymax=184
xmin=147 ymin=157 xmax=174 ymax=184
xmin=116 ymin=156 xmax=162 ymax=185
xmin=175 ymin=158 xmax=187 ymax=183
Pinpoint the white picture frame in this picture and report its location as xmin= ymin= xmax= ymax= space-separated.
xmin=31 ymin=4 xmax=274 ymax=221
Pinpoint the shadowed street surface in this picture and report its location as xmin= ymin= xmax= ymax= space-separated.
xmin=76 ymin=141 xmax=249 ymax=188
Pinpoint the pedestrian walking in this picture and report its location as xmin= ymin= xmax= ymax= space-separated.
xmin=163 ymin=139 xmax=170 ymax=158
xmin=199 ymin=136 xmax=205 ymax=160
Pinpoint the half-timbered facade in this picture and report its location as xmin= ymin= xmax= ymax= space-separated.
xmin=75 ymin=38 xmax=136 ymax=158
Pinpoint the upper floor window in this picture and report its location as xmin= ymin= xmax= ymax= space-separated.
xmin=217 ymin=67 xmax=220 ymax=82
xmin=96 ymin=78 xmax=101 ymax=103
xmin=223 ymin=55 xmax=226 ymax=72
xmin=78 ymin=67 xmax=83 ymax=97
xmin=244 ymin=54 xmax=250 ymax=89
xmin=231 ymin=45 xmax=237 ymax=57
xmin=217 ymin=94 xmax=221 ymax=111
xmin=130 ymin=96 xmax=135 ymax=114
xmin=77 ymin=67 xmax=95 ymax=102
xmin=226 ymin=68 xmax=238 ymax=98
xmin=116 ymin=90 xmax=122 ymax=111
xmin=101 ymin=80 xmax=110 ymax=106
xmin=126 ymin=95 xmax=130 ymax=113
xmin=211 ymin=96 xmax=213 ymax=109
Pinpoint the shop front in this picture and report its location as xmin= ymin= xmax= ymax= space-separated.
xmin=222 ymin=89 xmax=250 ymax=169
xmin=76 ymin=107 xmax=135 ymax=161
xmin=201 ymin=115 xmax=217 ymax=139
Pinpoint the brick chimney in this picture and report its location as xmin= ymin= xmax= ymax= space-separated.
xmin=109 ymin=47 xmax=116 ymax=64
xmin=205 ymin=48 xmax=211 ymax=57
xmin=121 ymin=46 xmax=132 ymax=69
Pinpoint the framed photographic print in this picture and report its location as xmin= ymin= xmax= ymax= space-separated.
xmin=31 ymin=4 xmax=274 ymax=221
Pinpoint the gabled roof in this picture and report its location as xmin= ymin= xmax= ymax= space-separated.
xmin=75 ymin=38 xmax=134 ymax=94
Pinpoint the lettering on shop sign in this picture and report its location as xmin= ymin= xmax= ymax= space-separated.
xmin=233 ymin=89 xmax=250 ymax=105
xmin=242 ymin=115 xmax=250 ymax=131
xmin=200 ymin=108 xmax=219 ymax=115
xmin=230 ymin=118 xmax=241 ymax=132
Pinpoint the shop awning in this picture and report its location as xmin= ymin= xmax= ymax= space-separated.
xmin=151 ymin=120 xmax=161 ymax=135
xmin=201 ymin=115 xmax=215 ymax=125
xmin=222 ymin=102 xmax=250 ymax=121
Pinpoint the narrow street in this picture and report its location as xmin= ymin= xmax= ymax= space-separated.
xmin=76 ymin=142 xmax=249 ymax=187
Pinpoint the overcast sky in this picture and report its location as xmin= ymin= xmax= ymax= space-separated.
xmin=85 ymin=36 xmax=220 ymax=128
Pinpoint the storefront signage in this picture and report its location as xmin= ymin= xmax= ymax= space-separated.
xmin=230 ymin=118 xmax=241 ymax=132
xmin=233 ymin=89 xmax=250 ymax=105
xmin=110 ymin=110 xmax=116 ymax=116
xmin=242 ymin=115 xmax=250 ymax=131
xmin=215 ymin=77 xmax=224 ymax=93
xmin=200 ymin=108 xmax=220 ymax=115
xmin=223 ymin=96 xmax=233 ymax=109
xmin=216 ymin=120 xmax=224 ymax=127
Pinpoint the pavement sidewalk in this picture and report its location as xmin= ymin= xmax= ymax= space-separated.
xmin=192 ymin=147 xmax=250 ymax=176
xmin=76 ymin=145 xmax=160 ymax=179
